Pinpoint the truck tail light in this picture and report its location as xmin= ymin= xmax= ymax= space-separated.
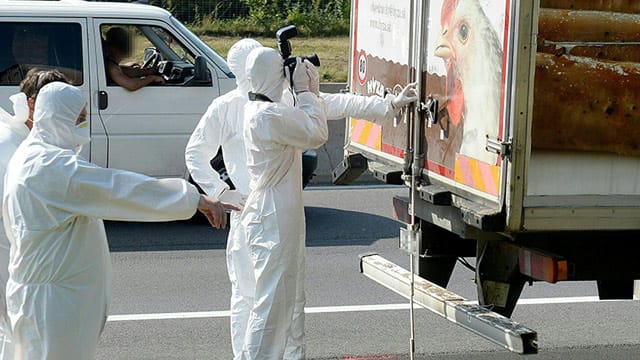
xmin=518 ymin=248 xmax=568 ymax=283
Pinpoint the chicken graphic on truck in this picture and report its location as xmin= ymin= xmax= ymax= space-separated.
xmin=433 ymin=0 xmax=504 ymax=167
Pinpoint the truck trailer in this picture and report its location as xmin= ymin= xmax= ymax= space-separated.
xmin=333 ymin=0 xmax=640 ymax=354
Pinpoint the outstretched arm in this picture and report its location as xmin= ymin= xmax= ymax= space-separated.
xmin=320 ymin=82 xmax=418 ymax=121
xmin=34 ymin=153 xmax=235 ymax=227
xmin=106 ymin=62 xmax=164 ymax=91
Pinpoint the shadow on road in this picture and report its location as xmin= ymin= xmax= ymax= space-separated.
xmin=106 ymin=206 xmax=401 ymax=252
xmin=304 ymin=206 xmax=402 ymax=246
xmin=105 ymin=219 xmax=228 ymax=252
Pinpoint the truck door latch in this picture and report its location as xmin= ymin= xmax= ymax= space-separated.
xmin=486 ymin=137 xmax=512 ymax=160
xmin=418 ymin=95 xmax=439 ymax=126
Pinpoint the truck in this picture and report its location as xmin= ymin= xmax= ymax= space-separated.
xmin=332 ymin=0 xmax=640 ymax=354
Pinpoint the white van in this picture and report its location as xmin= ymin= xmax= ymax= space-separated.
xmin=0 ymin=0 xmax=235 ymax=179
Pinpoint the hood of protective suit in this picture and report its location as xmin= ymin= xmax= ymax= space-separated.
xmin=30 ymin=82 xmax=87 ymax=151
xmin=0 ymin=92 xmax=29 ymax=127
xmin=246 ymin=47 xmax=285 ymax=102
xmin=227 ymin=39 xmax=262 ymax=95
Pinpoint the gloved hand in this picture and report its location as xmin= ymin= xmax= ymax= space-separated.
xmin=9 ymin=92 xmax=29 ymax=125
xmin=292 ymin=58 xmax=311 ymax=94
xmin=197 ymin=195 xmax=239 ymax=229
xmin=303 ymin=60 xmax=320 ymax=96
xmin=391 ymin=82 xmax=418 ymax=110
xmin=218 ymin=188 xmax=247 ymax=210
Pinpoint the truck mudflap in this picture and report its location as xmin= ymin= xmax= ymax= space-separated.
xmin=359 ymin=253 xmax=538 ymax=355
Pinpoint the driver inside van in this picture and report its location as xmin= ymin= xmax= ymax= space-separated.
xmin=103 ymin=26 xmax=164 ymax=91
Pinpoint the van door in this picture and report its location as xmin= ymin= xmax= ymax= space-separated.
xmin=92 ymin=19 xmax=222 ymax=178
xmin=0 ymin=18 xmax=93 ymax=156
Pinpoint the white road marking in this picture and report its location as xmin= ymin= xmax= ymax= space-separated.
xmin=107 ymin=296 xmax=616 ymax=322
xmin=305 ymin=184 xmax=403 ymax=191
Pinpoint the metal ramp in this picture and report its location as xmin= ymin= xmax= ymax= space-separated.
xmin=360 ymin=254 xmax=538 ymax=355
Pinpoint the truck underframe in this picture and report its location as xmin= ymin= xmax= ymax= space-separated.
xmin=337 ymin=161 xmax=640 ymax=354
xmin=392 ymin=192 xmax=640 ymax=318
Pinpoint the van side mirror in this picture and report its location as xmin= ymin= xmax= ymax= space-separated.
xmin=194 ymin=56 xmax=211 ymax=83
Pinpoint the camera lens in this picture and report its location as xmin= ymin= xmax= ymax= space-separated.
xmin=302 ymin=53 xmax=320 ymax=67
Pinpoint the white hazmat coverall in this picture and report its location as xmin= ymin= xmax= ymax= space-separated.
xmin=282 ymin=88 xmax=418 ymax=360
xmin=0 ymin=93 xmax=30 ymax=360
xmin=2 ymin=82 xmax=203 ymax=359
xmin=240 ymin=48 xmax=327 ymax=360
xmin=185 ymin=40 xmax=415 ymax=359
xmin=185 ymin=38 xmax=261 ymax=357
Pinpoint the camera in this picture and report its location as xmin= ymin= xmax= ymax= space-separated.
xmin=276 ymin=25 xmax=320 ymax=84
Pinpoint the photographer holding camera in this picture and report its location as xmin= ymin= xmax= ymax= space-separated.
xmin=239 ymin=46 xmax=325 ymax=360
xmin=276 ymin=25 xmax=417 ymax=128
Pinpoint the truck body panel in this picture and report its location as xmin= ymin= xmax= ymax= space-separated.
xmin=345 ymin=0 xmax=640 ymax=232
xmin=349 ymin=0 xmax=512 ymax=208
xmin=342 ymin=0 xmax=640 ymax=351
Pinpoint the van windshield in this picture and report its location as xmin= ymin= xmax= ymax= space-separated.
xmin=170 ymin=17 xmax=232 ymax=77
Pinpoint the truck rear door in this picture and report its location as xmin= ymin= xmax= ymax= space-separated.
xmin=348 ymin=0 xmax=412 ymax=167
xmin=348 ymin=0 xmax=514 ymax=208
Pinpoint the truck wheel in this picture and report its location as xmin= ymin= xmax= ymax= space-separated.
xmin=597 ymin=279 xmax=634 ymax=300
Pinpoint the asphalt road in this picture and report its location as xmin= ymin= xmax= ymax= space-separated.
xmin=96 ymin=186 xmax=640 ymax=359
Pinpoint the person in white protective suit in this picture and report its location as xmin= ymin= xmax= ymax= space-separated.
xmin=278 ymin=86 xmax=418 ymax=360
xmin=0 ymin=69 xmax=70 ymax=360
xmin=185 ymin=38 xmax=417 ymax=358
xmin=185 ymin=38 xmax=261 ymax=357
xmin=2 ymin=82 xmax=236 ymax=359
xmin=238 ymin=47 xmax=325 ymax=359
xmin=0 ymin=94 xmax=29 ymax=360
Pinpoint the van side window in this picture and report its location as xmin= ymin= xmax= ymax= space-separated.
xmin=101 ymin=24 xmax=211 ymax=87
xmin=0 ymin=22 xmax=83 ymax=86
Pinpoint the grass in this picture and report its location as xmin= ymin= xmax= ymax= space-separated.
xmin=127 ymin=33 xmax=350 ymax=82
xmin=199 ymin=35 xmax=350 ymax=82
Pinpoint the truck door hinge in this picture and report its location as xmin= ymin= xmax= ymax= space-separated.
xmin=486 ymin=137 xmax=512 ymax=160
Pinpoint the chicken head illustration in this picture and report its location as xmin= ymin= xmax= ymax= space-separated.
xmin=434 ymin=0 xmax=503 ymax=165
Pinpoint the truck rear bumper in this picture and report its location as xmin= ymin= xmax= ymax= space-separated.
xmin=359 ymin=253 xmax=538 ymax=355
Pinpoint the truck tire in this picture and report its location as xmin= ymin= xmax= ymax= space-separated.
xmin=597 ymin=279 xmax=634 ymax=300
